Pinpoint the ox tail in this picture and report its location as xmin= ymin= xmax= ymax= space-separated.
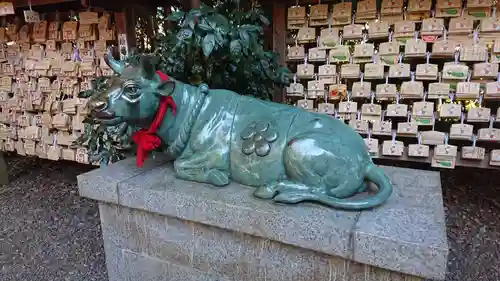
xmin=310 ymin=163 xmax=393 ymax=210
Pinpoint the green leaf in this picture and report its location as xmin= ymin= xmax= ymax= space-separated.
xmin=215 ymin=31 xmax=224 ymax=46
xmin=82 ymin=117 xmax=95 ymax=124
xmin=180 ymin=13 xmax=195 ymax=29
xmin=209 ymin=14 xmax=229 ymax=29
xmin=202 ymin=34 xmax=216 ymax=57
xmin=78 ymin=90 xmax=94 ymax=98
xmin=189 ymin=8 xmax=201 ymax=17
xmin=198 ymin=22 xmax=213 ymax=31
xmin=259 ymin=14 xmax=270 ymax=26
xmin=200 ymin=3 xmax=215 ymax=13
xmin=239 ymin=30 xmax=250 ymax=47
xmin=263 ymin=51 xmax=276 ymax=59
xmin=188 ymin=17 xmax=195 ymax=30
xmin=167 ymin=11 xmax=185 ymax=21
xmin=260 ymin=59 xmax=269 ymax=69
xmin=230 ymin=39 xmax=242 ymax=55
xmin=147 ymin=2 xmax=291 ymax=102
xmin=177 ymin=28 xmax=193 ymax=40
xmin=240 ymin=24 xmax=261 ymax=33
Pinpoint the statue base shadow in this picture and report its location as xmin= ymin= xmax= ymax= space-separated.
xmin=77 ymin=156 xmax=449 ymax=281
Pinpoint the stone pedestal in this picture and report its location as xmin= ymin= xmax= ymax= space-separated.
xmin=78 ymin=156 xmax=449 ymax=281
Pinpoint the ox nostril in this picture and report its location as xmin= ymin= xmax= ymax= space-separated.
xmin=92 ymin=101 xmax=107 ymax=112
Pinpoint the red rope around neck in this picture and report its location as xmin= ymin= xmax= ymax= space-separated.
xmin=131 ymin=71 xmax=176 ymax=167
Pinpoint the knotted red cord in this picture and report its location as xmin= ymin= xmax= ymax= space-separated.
xmin=132 ymin=71 xmax=176 ymax=167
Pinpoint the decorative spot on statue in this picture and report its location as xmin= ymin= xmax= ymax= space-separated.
xmin=254 ymin=121 xmax=269 ymax=132
xmin=241 ymin=121 xmax=279 ymax=157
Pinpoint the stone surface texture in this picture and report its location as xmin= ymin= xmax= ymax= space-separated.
xmin=99 ymin=203 xmax=424 ymax=281
xmin=2 ymin=155 xmax=498 ymax=281
xmin=78 ymin=158 xmax=449 ymax=281
xmin=0 ymin=155 xmax=105 ymax=281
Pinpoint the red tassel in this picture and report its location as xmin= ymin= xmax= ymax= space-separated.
xmin=132 ymin=130 xmax=162 ymax=167
xmin=156 ymin=70 xmax=169 ymax=82
xmin=132 ymin=71 xmax=175 ymax=167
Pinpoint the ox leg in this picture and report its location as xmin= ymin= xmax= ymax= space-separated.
xmin=173 ymin=148 xmax=230 ymax=187
xmin=256 ymin=133 xmax=365 ymax=204
xmin=254 ymin=180 xmax=315 ymax=201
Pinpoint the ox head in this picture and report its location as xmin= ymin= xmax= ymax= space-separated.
xmin=87 ymin=54 xmax=175 ymax=126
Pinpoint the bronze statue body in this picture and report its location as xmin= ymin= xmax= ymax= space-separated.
xmin=84 ymin=55 xmax=393 ymax=210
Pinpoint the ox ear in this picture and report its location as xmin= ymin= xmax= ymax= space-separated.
xmin=140 ymin=56 xmax=156 ymax=80
xmin=155 ymin=81 xmax=176 ymax=97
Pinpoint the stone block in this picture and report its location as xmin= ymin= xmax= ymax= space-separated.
xmin=143 ymin=214 xmax=194 ymax=267
xmin=99 ymin=204 xmax=130 ymax=281
xmin=381 ymin=166 xmax=445 ymax=210
xmin=99 ymin=203 xmax=145 ymax=252
xmin=167 ymin=262 xmax=230 ymax=281
xmin=353 ymin=166 xmax=448 ymax=280
xmin=117 ymin=164 xmax=359 ymax=258
xmin=100 ymin=203 xmax=422 ymax=281
xmin=192 ymin=224 xmax=243 ymax=279
xmin=77 ymin=155 xmax=169 ymax=204
xmin=259 ymin=239 xmax=331 ymax=281
xmin=122 ymin=250 xmax=169 ymax=281
xmin=354 ymin=206 xmax=448 ymax=280
xmin=79 ymin=160 xmax=449 ymax=281
xmin=100 ymin=203 xmax=195 ymax=268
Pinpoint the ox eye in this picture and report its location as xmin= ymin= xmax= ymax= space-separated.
xmin=124 ymin=85 xmax=140 ymax=97
xmin=121 ymin=81 xmax=142 ymax=103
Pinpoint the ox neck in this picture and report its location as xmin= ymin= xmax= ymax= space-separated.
xmin=151 ymin=81 xmax=205 ymax=159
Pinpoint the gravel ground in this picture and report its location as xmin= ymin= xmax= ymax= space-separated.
xmin=0 ymin=155 xmax=499 ymax=281
xmin=0 ymin=155 xmax=107 ymax=281
xmin=440 ymin=167 xmax=500 ymax=281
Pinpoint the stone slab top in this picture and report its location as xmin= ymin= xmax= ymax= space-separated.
xmin=77 ymin=157 xmax=449 ymax=280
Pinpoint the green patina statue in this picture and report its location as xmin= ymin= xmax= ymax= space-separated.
xmin=84 ymin=55 xmax=393 ymax=210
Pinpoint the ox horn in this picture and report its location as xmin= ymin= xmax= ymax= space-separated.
xmin=104 ymin=53 xmax=124 ymax=75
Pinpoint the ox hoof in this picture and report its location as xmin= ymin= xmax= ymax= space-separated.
xmin=253 ymin=186 xmax=278 ymax=199
xmin=273 ymin=191 xmax=314 ymax=204
xmin=207 ymin=170 xmax=229 ymax=187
